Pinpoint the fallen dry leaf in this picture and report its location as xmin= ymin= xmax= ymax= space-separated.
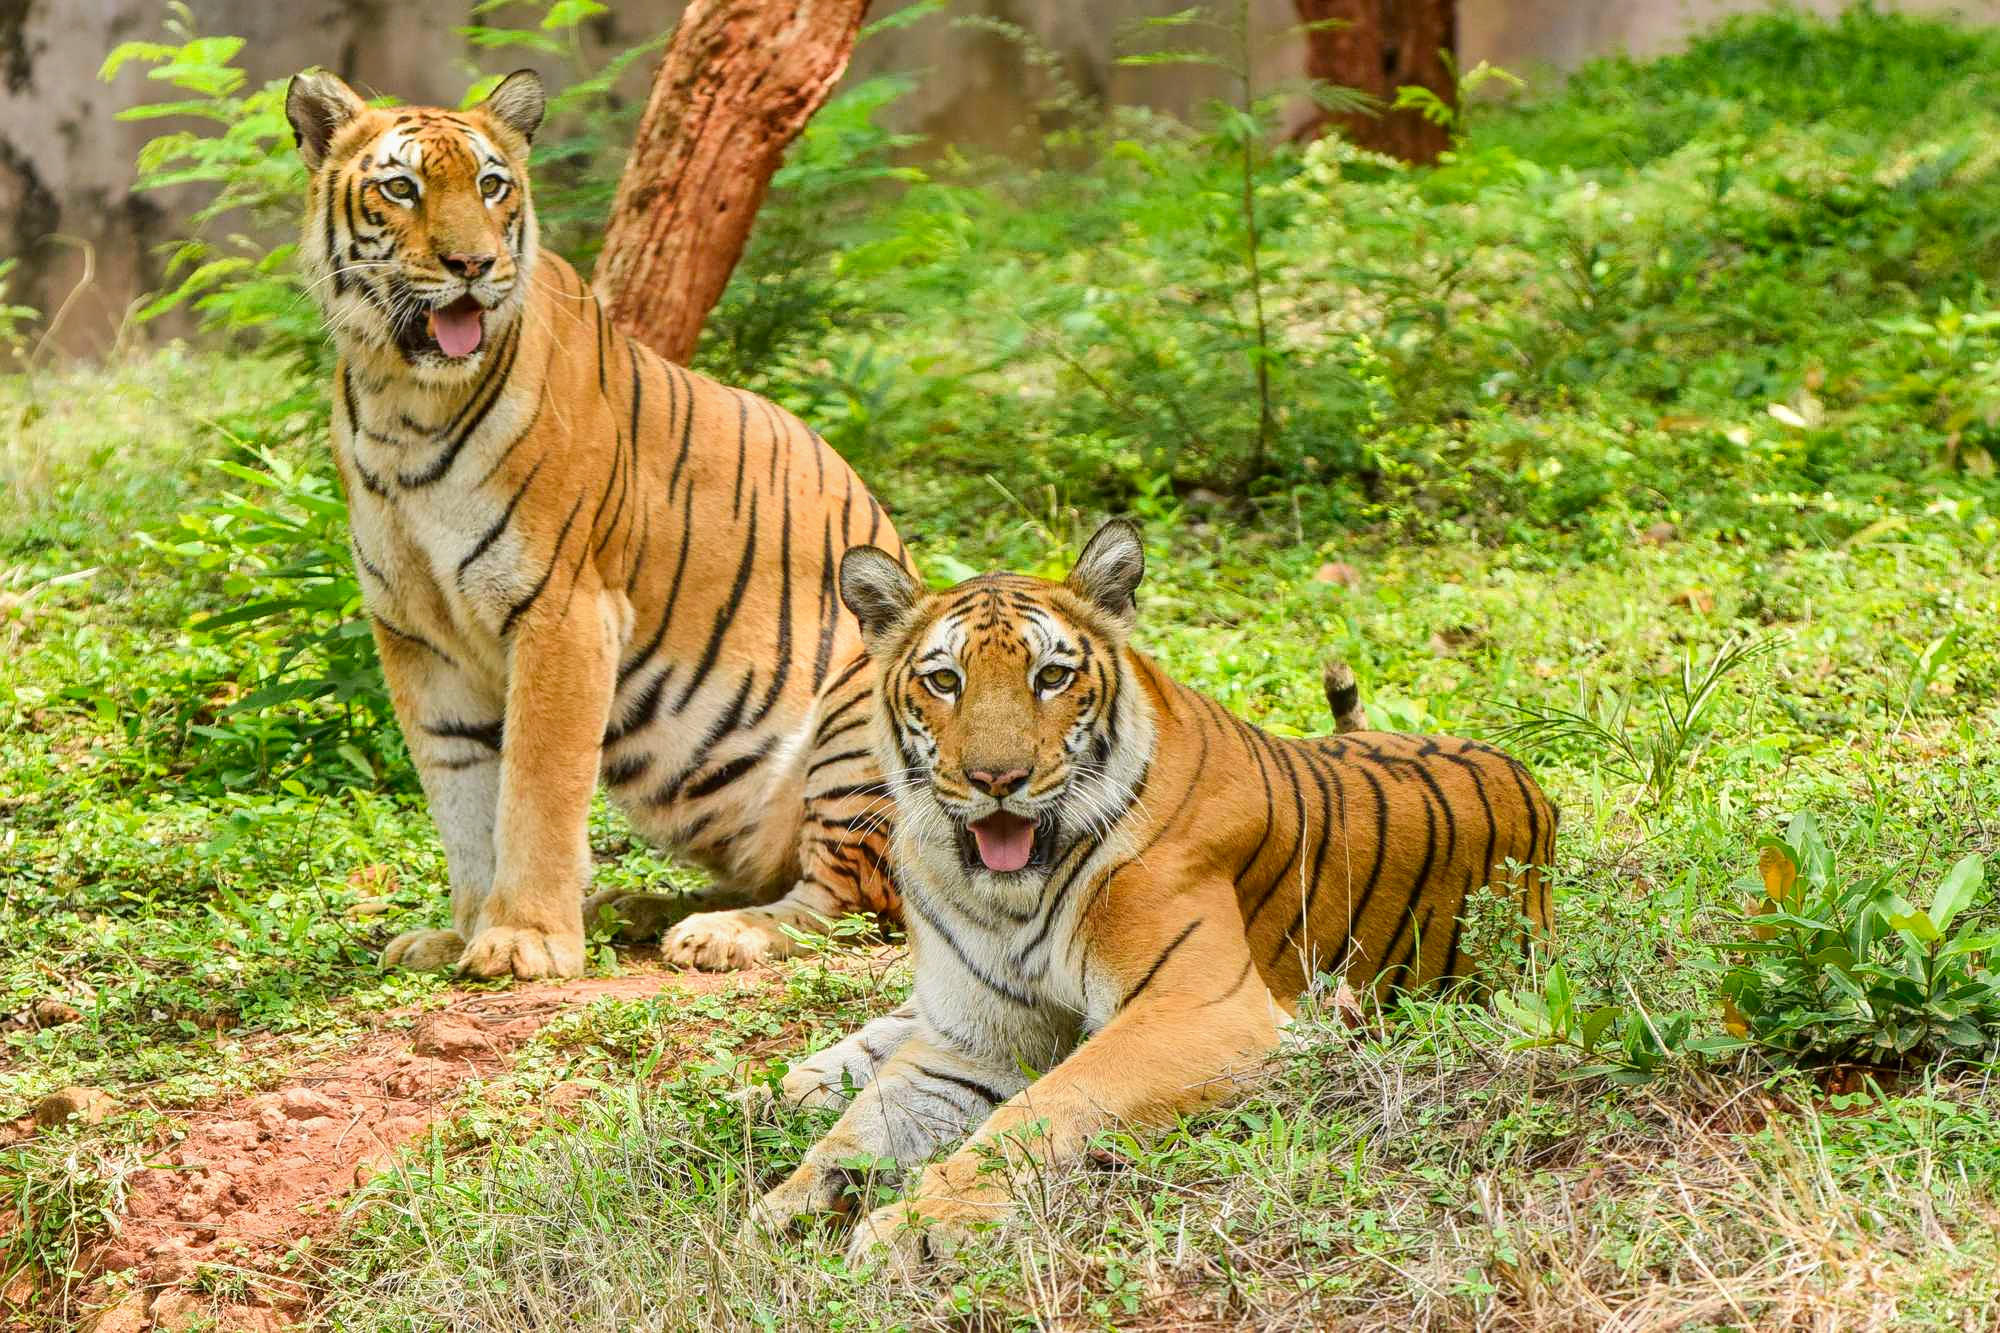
xmin=34 ymin=1086 xmax=118 ymax=1130
xmin=1314 ymin=561 xmax=1361 ymax=589
xmin=30 ymin=999 xmax=81 ymax=1028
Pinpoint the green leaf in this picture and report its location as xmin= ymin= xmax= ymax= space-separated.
xmin=1888 ymin=910 xmax=1942 ymax=944
xmin=1929 ymin=854 xmax=1985 ymax=933
xmin=542 ymin=0 xmax=609 ymax=30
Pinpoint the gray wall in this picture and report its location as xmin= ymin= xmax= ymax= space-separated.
xmin=4 ymin=0 xmax=1998 ymax=355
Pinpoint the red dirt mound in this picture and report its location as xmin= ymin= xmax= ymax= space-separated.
xmin=66 ymin=968 xmax=748 ymax=1332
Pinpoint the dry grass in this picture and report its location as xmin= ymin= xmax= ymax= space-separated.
xmin=316 ymin=995 xmax=2000 ymax=1331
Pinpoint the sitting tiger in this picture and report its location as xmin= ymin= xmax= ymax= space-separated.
xmin=750 ymin=521 xmax=1557 ymax=1267
xmin=283 ymin=69 xmax=908 ymax=978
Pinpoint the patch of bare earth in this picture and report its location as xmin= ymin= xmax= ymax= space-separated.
xmin=46 ymin=965 xmax=769 ymax=1333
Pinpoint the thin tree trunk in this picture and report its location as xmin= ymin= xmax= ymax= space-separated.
xmin=593 ymin=0 xmax=870 ymax=364
xmin=1294 ymin=0 xmax=1456 ymax=164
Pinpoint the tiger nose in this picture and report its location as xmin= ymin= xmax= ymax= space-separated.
xmin=439 ymin=252 xmax=495 ymax=279
xmin=966 ymin=767 xmax=1031 ymax=797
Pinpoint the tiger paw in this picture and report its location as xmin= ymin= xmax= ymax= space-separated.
xmin=845 ymin=1195 xmax=995 ymax=1275
xmin=581 ymin=888 xmax=688 ymax=943
xmin=456 ymin=925 xmax=584 ymax=980
xmin=660 ymin=907 xmax=799 ymax=971
xmin=381 ymin=928 xmax=465 ymax=972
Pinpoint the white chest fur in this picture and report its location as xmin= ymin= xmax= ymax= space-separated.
xmin=337 ymin=365 xmax=550 ymax=675
xmin=896 ymin=825 xmax=1141 ymax=1073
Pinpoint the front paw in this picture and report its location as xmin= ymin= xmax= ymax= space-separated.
xmin=846 ymin=1195 xmax=998 ymax=1274
xmin=381 ymin=928 xmax=465 ymax=971
xmin=661 ymin=908 xmax=798 ymax=971
xmin=745 ymin=1161 xmax=859 ymax=1240
xmin=581 ymin=888 xmax=687 ymax=942
xmin=457 ymin=926 xmax=584 ymax=980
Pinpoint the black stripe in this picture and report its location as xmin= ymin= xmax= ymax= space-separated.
xmin=1121 ymin=916 xmax=1203 ymax=1010
xmin=619 ymin=469 xmax=697 ymax=686
xmin=730 ymin=391 xmax=748 ymax=518
xmin=673 ymin=491 xmax=757 ymax=712
xmin=424 ymin=718 xmax=502 ymax=751
xmin=902 ymin=891 xmax=1036 ymax=1008
xmin=805 ymin=747 xmax=874 ymax=778
xmin=371 ymin=614 xmax=454 ymax=667
xmin=604 ymin=753 xmax=650 ymax=785
xmin=1197 ymin=957 xmax=1257 ymax=1009
xmin=750 ymin=483 xmax=794 ymax=723
xmin=457 ymin=455 xmax=545 ymax=582
xmin=605 ymin=666 xmax=673 ymax=745
xmin=685 ymin=742 xmax=774 ymax=800
xmin=398 ymin=320 xmax=521 ymax=488
xmin=810 ymin=520 xmax=840 ymax=693
xmin=911 ymin=1063 xmax=1007 ymax=1108
xmin=499 ymin=489 xmax=585 ymax=637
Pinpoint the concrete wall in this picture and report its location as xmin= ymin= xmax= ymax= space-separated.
xmin=3 ymin=0 xmax=1997 ymax=354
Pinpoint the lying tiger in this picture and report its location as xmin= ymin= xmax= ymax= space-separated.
xmin=283 ymin=69 xmax=908 ymax=978
xmin=751 ymin=521 xmax=1557 ymax=1266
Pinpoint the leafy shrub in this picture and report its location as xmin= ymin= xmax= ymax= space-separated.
xmin=148 ymin=436 xmax=406 ymax=789
xmin=1498 ymin=815 xmax=2000 ymax=1082
xmin=1721 ymin=814 xmax=2000 ymax=1067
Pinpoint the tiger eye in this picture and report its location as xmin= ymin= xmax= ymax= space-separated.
xmin=926 ymin=668 xmax=960 ymax=694
xmin=1037 ymin=665 xmax=1073 ymax=692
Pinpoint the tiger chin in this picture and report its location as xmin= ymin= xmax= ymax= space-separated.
xmin=285 ymin=69 xmax=911 ymax=979
xmin=747 ymin=520 xmax=1557 ymax=1270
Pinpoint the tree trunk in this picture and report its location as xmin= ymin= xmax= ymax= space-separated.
xmin=593 ymin=0 xmax=870 ymax=365
xmin=1294 ymin=0 xmax=1456 ymax=165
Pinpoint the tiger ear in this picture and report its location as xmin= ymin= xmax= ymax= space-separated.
xmin=1066 ymin=519 xmax=1145 ymax=628
xmin=286 ymin=69 xmax=367 ymax=171
xmin=839 ymin=547 xmax=922 ymax=652
xmin=478 ymin=69 xmax=546 ymax=145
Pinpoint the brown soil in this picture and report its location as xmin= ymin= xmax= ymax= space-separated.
xmin=49 ymin=965 xmax=766 ymax=1333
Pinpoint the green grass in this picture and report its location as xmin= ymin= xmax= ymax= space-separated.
xmin=10 ymin=4 xmax=2000 ymax=1329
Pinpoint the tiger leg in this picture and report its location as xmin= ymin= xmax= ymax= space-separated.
xmin=658 ymin=841 xmax=894 ymax=970
xmin=850 ymin=888 xmax=1285 ymax=1269
xmin=373 ymin=621 xmax=503 ymax=973
xmin=581 ymin=882 xmax=756 ymax=943
xmin=659 ymin=653 xmax=899 ymax=970
xmin=772 ymin=1003 xmax=921 ymax=1112
xmin=749 ymin=1030 xmax=1028 ymax=1235
xmin=456 ymin=589 xmax=619 ymax=980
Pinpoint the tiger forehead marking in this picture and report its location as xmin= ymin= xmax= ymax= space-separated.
xmin=895 ymin=576 xmax=1110 ymax=785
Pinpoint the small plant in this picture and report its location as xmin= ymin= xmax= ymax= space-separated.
xmin=1492 ymin=635 xmax=1778 ymax=804
xmin=1719 ymin=814 xmax=2000 ymax=1068
xmin=1869 ymin=292 xmax=2000 ymax=475
xmin=1493 ymin=959 xmax=1715 ymax=1086
xmin=146 ymin=439 xmax=404 ymax=790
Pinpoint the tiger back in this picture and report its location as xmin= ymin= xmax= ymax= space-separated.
xmin=749 ymin=521 xmax=1556 ymax=1266
xmin=286 ymin=68 xmax=906 ymax=979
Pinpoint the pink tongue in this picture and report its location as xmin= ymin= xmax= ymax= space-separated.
xmin=431 ymin=301 xmax=483 ymax=357
xmin=970 ymin=812 xmax=1036 ymax=873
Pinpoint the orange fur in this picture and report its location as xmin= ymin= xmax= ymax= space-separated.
xmin=288 ymin=70 xmax=908 ymax=978
xmin=753 ymin=522 xmax=1556 ymax=1267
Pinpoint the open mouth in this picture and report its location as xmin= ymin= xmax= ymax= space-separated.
xmin=396 ymin=294 xmax=486 ymax=360
xmin=957 ymin=811 xmax=1056 ymax=875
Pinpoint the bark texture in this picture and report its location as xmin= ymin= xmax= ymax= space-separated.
xmin=1294 ymin=0 xmax=1456 ymax=164
xmin=593 ymin=0 xmax=871 ymax=364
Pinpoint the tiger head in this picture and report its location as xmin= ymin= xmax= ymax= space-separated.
xmin=284 ymin=68 xmax=545 ymax=382
xmin=839 ymin=522 xmax=1155 ymax=885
